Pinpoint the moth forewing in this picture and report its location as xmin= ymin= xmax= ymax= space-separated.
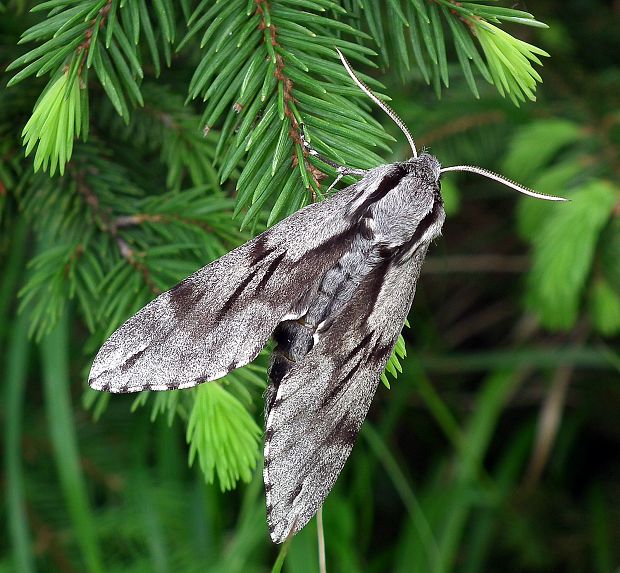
xmin=88 ymin=180 xmax=366 ymax=393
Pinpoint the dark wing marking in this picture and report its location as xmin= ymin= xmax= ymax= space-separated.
xmin=263 ymin=245 xmax=430 ymax=543
xmin=88 ymin=165 xmax=399 ymax=394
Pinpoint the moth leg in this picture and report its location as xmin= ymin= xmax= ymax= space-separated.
xmin=326 ymin=167 xmax=349 ymax=193
xmin=300 ymin=133 xmax=367 ymax=178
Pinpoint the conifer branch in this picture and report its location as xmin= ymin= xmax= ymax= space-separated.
xmin=6 ymin=0 xmax=562 ymax=492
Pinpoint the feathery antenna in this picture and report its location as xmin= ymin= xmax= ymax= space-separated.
xmin=336 ymin=49 xmax=566 ymax=202
xmin=336 ymin=48 xmax=418 ymax=159
xmin=440 ymin=165 xmax=568 ymax=201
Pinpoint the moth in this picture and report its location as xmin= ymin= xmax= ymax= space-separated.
xmin=89 ymin=49 xmax=565 ymax=543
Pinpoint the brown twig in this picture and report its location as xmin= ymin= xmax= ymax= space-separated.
xmin=114 ymin=214 xmax=164 ymax=228
xmin=256 ymin=1 xmax=298 ymax=131
xmin=113 ymin=212 xmax=217 ymax=236
xmin=255 ymin=0 xmax=322 ymax=193
xmin=28 ymin=508 xmax=80 ymax=573
xmin=71 ymin=166 xmax=160 ymax=294
xmin=417 ymin=111 xmax=505 ymax=148
xmin=76 ymin=1 xmax=112 ymax=77
xmin=444 ymin=300 xmax=515 ymax=347
xmin=423 ymin=254 xmax=530 ymax=274
xmin=524 ymin=327 xmax=589 ymax=488
xmin=523 ymin=365 xmax=574 ymax=488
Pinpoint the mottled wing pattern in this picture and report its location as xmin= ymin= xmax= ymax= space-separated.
xmin=264 ymin=245 xmax=430 ymax=543
xmin=88 ymin=180 xmax=372 ymax=393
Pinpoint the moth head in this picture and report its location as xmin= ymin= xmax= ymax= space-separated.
xmin=410 ymin=152 xmax=441 ymax=183
xmin=336 ymin=49 xmax=567 ymax=203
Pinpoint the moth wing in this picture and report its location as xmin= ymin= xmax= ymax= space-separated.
xmin=88 ymin=182 xmax=366 ymax=393
xmin=264 ymin=246 xmax=430 ymax=543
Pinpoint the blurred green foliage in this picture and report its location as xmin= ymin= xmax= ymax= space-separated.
xmin=1 ymin=1 xmax=619 ymax=572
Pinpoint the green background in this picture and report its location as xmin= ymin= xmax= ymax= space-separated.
xmin=1 ymin=1 xmax=619 ymax=571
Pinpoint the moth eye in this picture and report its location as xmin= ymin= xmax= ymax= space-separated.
xmin=437 ymin=180 xmax=442 ymax=191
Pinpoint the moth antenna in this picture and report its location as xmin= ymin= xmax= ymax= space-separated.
xmin=336 ymin=48 xmax=418 ymax=159
xmin=440 ymin=165 xmax=568 ymax=202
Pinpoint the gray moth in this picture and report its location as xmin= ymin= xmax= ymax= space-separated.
xmin=89 ymin=49 xmax=565 ymax=543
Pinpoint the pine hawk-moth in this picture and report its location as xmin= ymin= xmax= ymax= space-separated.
xmin=89 ymin=49 xmax=565 ymax=543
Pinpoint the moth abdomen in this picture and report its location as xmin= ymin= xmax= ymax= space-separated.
xmin=271 ymin=321 xmax=314 ymax=357
xmin=267 ymin=320 xmax=315 ymax=416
